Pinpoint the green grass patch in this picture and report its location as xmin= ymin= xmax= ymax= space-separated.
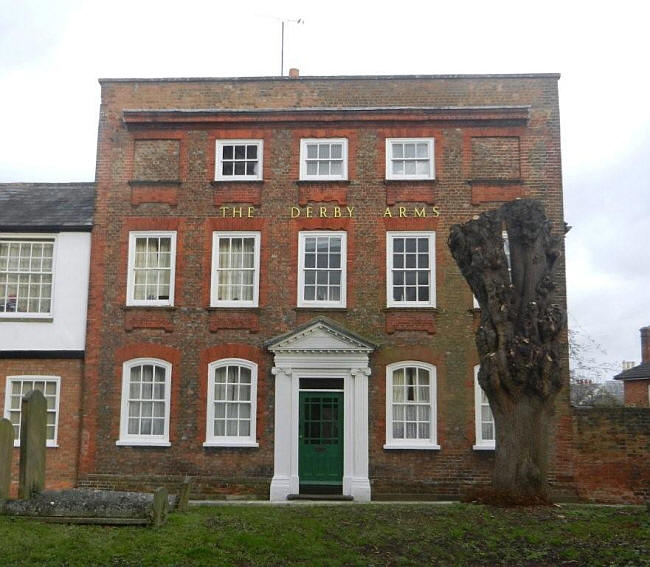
xmin=0 ymin=503 xmax=648 ymax=566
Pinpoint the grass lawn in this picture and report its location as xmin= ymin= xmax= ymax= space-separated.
xmin=0 ymin=503 xmax=648 ymax=566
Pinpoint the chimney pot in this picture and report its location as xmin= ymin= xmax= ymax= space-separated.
xmin=641 ymin=326 xmax=650 ymax=363
xmin=289 ymin=68 xmax=299 ymax=79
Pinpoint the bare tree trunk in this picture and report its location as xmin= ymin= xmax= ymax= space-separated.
xmin=449 ymin=199 xmax=567 ymax=504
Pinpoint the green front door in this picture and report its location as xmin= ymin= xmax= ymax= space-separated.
xmin=299 ymin=391 xmax=344 ymax=491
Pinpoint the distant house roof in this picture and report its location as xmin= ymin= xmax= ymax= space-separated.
xmin=614 ymin=361 xmax=650 ymax=381
xmin=0 ymin=183 xmax=94 ymax=232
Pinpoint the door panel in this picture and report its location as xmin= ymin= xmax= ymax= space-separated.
xmin=299 ymin=391 xmax=343 ymax=488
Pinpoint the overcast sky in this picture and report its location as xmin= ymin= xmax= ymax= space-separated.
xmin=1 ymin=0 xmax=648 ymax=377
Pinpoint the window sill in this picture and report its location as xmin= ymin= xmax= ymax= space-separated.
xmin=208 ymin=305 xmax=260 ymax=310
xmin=14 ymin=442 xmax=59 ymax=448
xmin=472 ymin=444 xmax=495 ymax=451
xmin=116 ymin=440 xmax=171 ymax=447
xmin=383 ymin=307 xmax=438 ymax=312
xmin=383 ymin=443 xmax=441 ymax=451
xmin=0 ymin=316 xmax=53 ymax=323
xmin=202 ymin=441 xmax=259 ymax=448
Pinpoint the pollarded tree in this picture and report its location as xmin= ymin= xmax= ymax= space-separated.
xmin=448 ymin=199 xmax=567 ymax=503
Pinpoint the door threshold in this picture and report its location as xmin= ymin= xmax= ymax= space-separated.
xmin=287 ymin=494 xmax=354 ymax=501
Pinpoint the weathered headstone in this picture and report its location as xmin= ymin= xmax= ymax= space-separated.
xmin=18 ymin=389 xmax=47 ymax=500
xmin=151 ymin=487 xmax=168 ymax=527
xmin=177 ymin=477 xmax=191 ymax=513
xmin=0 ymin=418 xmax=14 ymax=500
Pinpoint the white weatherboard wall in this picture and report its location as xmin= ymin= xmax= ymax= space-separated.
xmin=0 ymin=232 xmax=91 ymax=351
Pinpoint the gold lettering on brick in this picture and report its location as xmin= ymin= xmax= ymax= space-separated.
xmin=399 ymin=206 xmax=407 ymax=218
xmin=319 ymin=207 xmax=328 ymax=218
xmin=290 ymin=206 xmax=301 ymax=218
xmin=232 ymin=207 xmax=243 ymax=218
xmin=333 ymin=206 xmax=342 ymax=218
xmin=383 ymin=207 xmax=393 ymax=218
xmin=248 ymin=207 xmax=255 ymax=218
xmin=414 ymin=207 xmax=426 ymax=218
xmin=346 ymin=206 xmax=354 ymax=217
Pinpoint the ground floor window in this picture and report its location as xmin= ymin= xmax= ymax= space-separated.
xmin=117 ymin=358 xmax=171 ymax=446
xmin=204 ymin=359 xmax=258 ymax=447
xmin=3 ymin=376 xmax=60 ymax=446
xmin=384 ymin=362 xmax=438 ymax=449
xmin=474 ymin=365 xmax=495 ymax=449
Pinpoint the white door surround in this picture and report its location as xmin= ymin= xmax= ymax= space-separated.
xmin=267 ymin=317 xmax=375 ymax=502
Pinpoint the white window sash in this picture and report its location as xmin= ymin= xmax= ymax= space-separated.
xmin=126 ymin=231 xmax=177 ymax=307
xmin=386 ymin=232 xmax=436 ymax=308
xmin=210 ymin=232 xmax=261 ymax=307
xmin=215 ymin=139 xmax=264 ymax=181
xmin=299 ymin=138 xmax=348 ymax=181
xmin=473 ymin=365 xmax=496 ymax=450
xmin=0 ymin=234 xmax=57 ymax=318
xmin=297 ymin=231 xmax=347 ymax=308
xmin=117 ymin=358 xmax=172 ymax=446
xmin=4 ymin=375 xmax=61 ymax=447
xmin=204 ymin=358 xmax=258 ymax=447
xmin=384 ymin=362 xmax=439 ymax=450
xmin=385 ymin=138 xmax=435 ymax=180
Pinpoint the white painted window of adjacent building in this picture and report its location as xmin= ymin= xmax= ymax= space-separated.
xmin=215 ymin=140 xmax=263 ymax=181
xmin=117 ymin=359 xmax=171 ymax=446
xmin=0 ymin=237 xmax=55 ymax=317
xmin=474 ymin=365 xmax=496 ymax=450
xmin=4 ymin=376 xmax=60 ymax=447
xmin=385 ymin=138 xmax=435 ymax=180
xmin=387 ymin=232 xmax=436 ymax=307
xmin=211 ymin=232 xmax=261 ymax=307
xmin=204 ymin=359 xmax=258 ymax=447
xmin=384 ymin=362 xmax=439 ymax=449
xmin=126 ymin=232 xmax=176 ymax=306
xmin=299 ymin=139 xmax=348 ymax=181
xmin=297 ymin=231 xmax=347 ymax=308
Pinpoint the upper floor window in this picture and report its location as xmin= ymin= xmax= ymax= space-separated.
xmin=211 ymin=232 xmax=261 ymax=307
xmin=126 ymin=232 xmax=176 ymax=307
xmin=384 ymin=362 xmax=438 ymax=449
xmin=474 ymin=365 xmax=495 ymax=450
xmin=297 ymin=231 xmax=347 ymax=308
xmin=204 ymin=359 xmax=258 ymax=447
xmin=0 ymin=238 xmax=55 ymax=317
xmin=385 ymin=138 xmax=435 ymax=180
xmin=215 ymin=140 xmax=263 ymax=181
xmin=4 ymin=376 xmax=60 ymax=447
xmin=300 ymin=139 xmax=348 ymax=181
xmin=117 ymin=358 xmax=171 ymax=447
xmin=386 ymin=232 xmax=436 ymax=307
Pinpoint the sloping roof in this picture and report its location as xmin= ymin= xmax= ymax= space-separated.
xmin=0 ymin=183 xmax=94 ymax=231
xmin=614 ymin=361 xmax=650 ymax=381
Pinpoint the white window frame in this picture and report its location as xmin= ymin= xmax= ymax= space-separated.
xmin=297 ymin=231 xmax=347 ymax=308
xmin=215 ymin=139 xmax=264 ymax=181
xmin=386 ymin=232 xmax=436 ymax=308
xmin=0 ymin=234 xmax=57 ymax=319
xmin=204 ymin=358 xmax=258 ymax=447
xmin=385 ymin=138 xmax=435 ymax=180
xmin=299 ymin=138 xmax=348 ymax=181
xmin=4 ymin=375 xmax=61 ymax=447
xmin=117 ymin=358 xmax=172 ymax=447
xmin=126 ymin=231 xmax=177 ymax=307
xmin=210 ymin=232 xmax=261 ymax=308
xmin=473 ymin=365 xmax=496 ymax=450
xmin=384 ymin=361 xmax=439 ymax=450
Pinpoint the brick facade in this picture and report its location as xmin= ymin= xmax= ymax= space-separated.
xmin=0 ymin=358 xmax=83 ymax=497
xmin=80 ymin=74 xmax=573 ymax=499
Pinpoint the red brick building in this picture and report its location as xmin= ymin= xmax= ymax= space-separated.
xmin=75 ymin=73 xmax=570 ymax=500
xmin=615 ymin=326 xmax=650 ymax=407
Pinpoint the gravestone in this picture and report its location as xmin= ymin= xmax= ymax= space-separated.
xmin=177 ymin=477 xmax=191 ymax=513
xmin=0 ymin=418 xmax=13 ymax=500
xmin=18 ymin=390 xmax=47 ymax=500
xmin=152 ymin=487 xmax=168 ymax=527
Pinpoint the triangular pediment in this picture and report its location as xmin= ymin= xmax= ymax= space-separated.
xmin=266 ymin=317 xmax=376 ymax=354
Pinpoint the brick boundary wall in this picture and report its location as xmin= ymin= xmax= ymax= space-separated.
xmin=570 ymin=407 xmax=650 ymax=504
